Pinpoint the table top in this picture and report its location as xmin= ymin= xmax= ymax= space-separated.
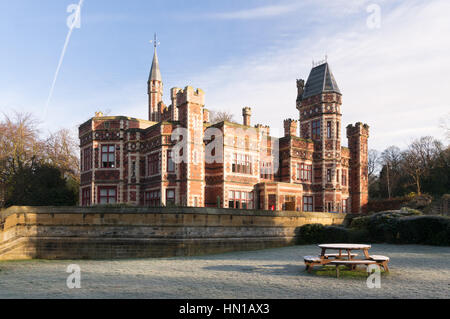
xmin=318 ymin=243 xmax=371 ymax=250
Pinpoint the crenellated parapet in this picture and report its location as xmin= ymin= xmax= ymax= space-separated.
xmin=255 ymin=124 xmax=270 ymax=136
xmin=176 ymin=86 xmax=205 ymax=106
xmin=346 ymin=122 xmax=369 ymax=138
xmin=283 ymin=118 xmax=298 ymax=137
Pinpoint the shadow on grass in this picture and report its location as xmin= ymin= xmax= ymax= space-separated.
xmin=311 ymin=265 xmax=388 ymax=279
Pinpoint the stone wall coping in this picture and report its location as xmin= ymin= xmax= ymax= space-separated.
xmin=1 ymin=206 xmax=346 ymax=221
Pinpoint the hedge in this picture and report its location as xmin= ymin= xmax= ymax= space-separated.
xmin=296 ymin=210 xmax=450 ymax=246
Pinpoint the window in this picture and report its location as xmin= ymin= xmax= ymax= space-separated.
xmin=167 ymin=150 xmax=175 ymax=173
xmin=337 ymin=169 xmax=340 ymax=184
xmin=283 ymin=196 xmax=296 ymax=211
xmin=297 ymin=164 xmax=312 ymax=182
xmin=336 ymin=121 xmax=340 ymax=139
xmin=327 ymin=202 xmax=333 ymax=212
xmin=311 ymin=120 xmax=321 ymax=139
xmin=147 ymin=153 xmax=160 ymax=176
xmin=228 ymin=190 xmax=253 ymax=209
xmin=101 ymin=145 xmax=115 ymax=168
xmin=327 ymin=121 xmax=332 ymax=139
xmin=342 ymin=198 xmax=348 ymax=213
xmin=303 ymin=196 xmax=313 ymax=212
xmin=82 ymin=148 xmax=92 ymax=172
xmin=98 ymin=187 xmax=116 ymax=204
xmin=145 ymin=190 xmax=160 ymax=207
xmin=342 ymin=170 xmax=347 ymax=186
xmin=260 ymin=161 xmax=273 ymax=179
xmin=166 ymin=189 xmax=175 ymax=205
xmin=81 ymin=187 xmax=91 ymax=206
xmin=327 ymin=169 xmax=332 ymax=182
xmin=232 ymin=153 xmax=252 ymax=174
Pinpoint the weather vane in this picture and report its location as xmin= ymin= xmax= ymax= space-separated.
xmin=312 ymin=55 xmax=328 ymax=67
xmin=150 ymin=33 xmax=160 ymax=49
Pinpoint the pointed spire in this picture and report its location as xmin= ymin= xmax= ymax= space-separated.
xmin=149 ymin=33 xmax=162 ymax=82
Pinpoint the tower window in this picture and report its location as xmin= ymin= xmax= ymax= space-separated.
xmin=327 ymin=121 xmax=332 ymax=139
xmin=166 ymin=189 xmax=175 ymax=205
xmin=145 ymin=190 xmax=161 ymax=207
xmin=297 ymin=163 xmax=312 ymax=182
xmin=101 ymin=145 xmax=115 ymax=168
xmin=311 ymin=120 xmax=321 ymax=139
xmin=167 ymin=150 xmax=175 ymax=172
xmin=336 ymin=121 xmax=340 ymax=139
xmin=81 ymin=187 xmax=91 ymax=206
xmin=98 ymin=187 xmax=116 ymax=204
xmin=147 ymin=153 xmax=160 ymax=176
xmin=342 ymin=170 xmax=347 ymax=186
xmin=327 ymin=169 xmax=332 ymax=182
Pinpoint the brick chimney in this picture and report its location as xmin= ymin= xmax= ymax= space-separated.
xmin=242 ymin=107 xmax=252 ymax=126
xmin=284 ymin=119 xmax=298 ymax=137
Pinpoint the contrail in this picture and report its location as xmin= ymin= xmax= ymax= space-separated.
xmin=44 ymin=0 xmax=84 ymax=119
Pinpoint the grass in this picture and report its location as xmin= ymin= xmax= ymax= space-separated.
xmin=312 ymin=265 xmax=387 ymax=279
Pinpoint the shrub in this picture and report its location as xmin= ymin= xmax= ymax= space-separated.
xmin=296 ymin=224 xmax=349 ymax=244
xmin=349 ymin=216 xmax=371 ymax=229
xmin=321 ymin=226 xmax=349 ymax=243
xmin=296 ymin=224 xmax=325 ymax=244
xmin=348 ymin=228 xmax=371 ymax=242
xmin=396 ymin=216 xmax=450 ymax=246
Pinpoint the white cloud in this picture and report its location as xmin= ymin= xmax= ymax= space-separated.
xmin=192 ymin=0 xmax=450 ymax=151
xmin=205 ymin=3 xmax=302 ymax=20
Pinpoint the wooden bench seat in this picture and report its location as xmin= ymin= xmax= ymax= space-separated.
xmin=324 ymin=253 xmax=358 ymax=258
xmin=329 ymin=260 xmax=377 ymax=265
xmin=304 ymin=256 xmax=321 ymax=262
xmin=370 ymin=255 xmax=390 ymax=261
xmin=369 ymin=255 xmax=390 ymax=272
xmin=303 ymin=253 xmax=360 ymax=273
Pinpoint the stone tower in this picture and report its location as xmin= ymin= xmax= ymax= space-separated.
xmin=176 ymin=86 xmax=206 ymax=207
xmin=347 ymin=123 xmax=370 ymax=213
xmin=297 ymin=62 xmax=343 ymax=212
xmin=148 ymin=46 xmax=163 ymax=122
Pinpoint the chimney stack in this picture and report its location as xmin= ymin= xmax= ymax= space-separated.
xmin=242 ymin=107 xmax=252 ymax=126
xmin=284 ymin=119 xmax=298 ymax=137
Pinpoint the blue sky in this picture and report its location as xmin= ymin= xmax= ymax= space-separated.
xmin=1 ymin=0 xmax=449 ymax=150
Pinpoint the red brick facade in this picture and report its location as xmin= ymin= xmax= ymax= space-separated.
xmin=79 ymin=55 xmax=369 ymax=213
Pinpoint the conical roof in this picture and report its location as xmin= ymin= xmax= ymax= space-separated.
xmin=149 ymin=49 xmax=162 ymax=82
xmin=301 ymin=62 xmax=340 ymax=99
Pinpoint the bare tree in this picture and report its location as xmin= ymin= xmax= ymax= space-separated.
xmin=401 ymin=136 xmax=442 ymax=195
xmin=368 ymin=149 xmax=381 ymax=178
xmin=209 ymin=110 xmax=235 ymax=124
xmin=380 ymin=146 xmax=402 ymax=198
xmin=44 ymin=128 xmax=80 ymax=182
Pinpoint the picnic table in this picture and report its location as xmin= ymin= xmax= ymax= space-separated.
xmin=318 ymin=243 xmax=371 ymax=260
xmin=304 ymin=243 xmax=390 ymax=277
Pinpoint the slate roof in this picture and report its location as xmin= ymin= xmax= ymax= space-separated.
xmin=301 ymin=62 xmax=340 ymax=99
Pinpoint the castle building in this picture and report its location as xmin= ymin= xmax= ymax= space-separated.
xmin=79 ymin=48 xmax=369 ymax=213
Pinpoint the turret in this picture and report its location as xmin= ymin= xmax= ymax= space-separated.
xmin=242 ymin=107 xmax=252 ymax=126
xmin=148 ymin=36 xmax=163 ymax=122
xmin=347 ymin=123 xmax=370 ymax=213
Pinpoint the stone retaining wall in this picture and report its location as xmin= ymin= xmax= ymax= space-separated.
xmin=0 ymin=206 xmax=346 ymax=260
